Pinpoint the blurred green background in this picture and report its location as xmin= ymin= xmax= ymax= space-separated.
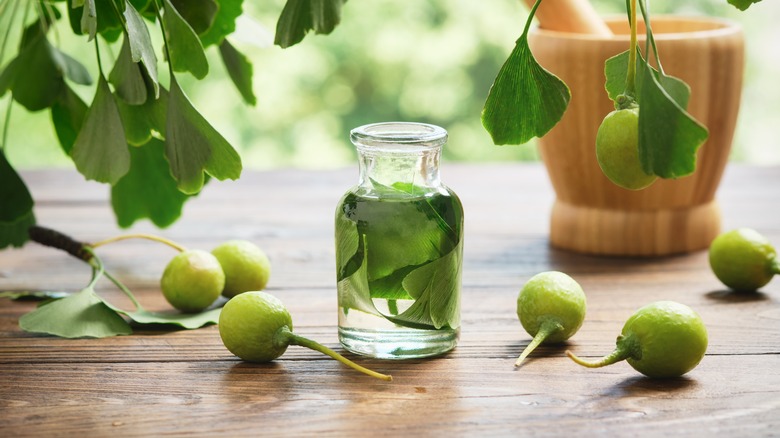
xmin=3 ymin=0 xmax=779 ymax=169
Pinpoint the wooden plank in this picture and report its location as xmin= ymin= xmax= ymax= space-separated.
xmin=1 ymin=355 xmax=778 ymax=437
xmin=1 ymin=164 xmax=779 ymax=436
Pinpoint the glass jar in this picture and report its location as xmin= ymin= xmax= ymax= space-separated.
xmin=335 ymin=122 xmax=464 ymax=359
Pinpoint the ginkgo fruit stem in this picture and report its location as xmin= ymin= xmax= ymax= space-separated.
xmin=90 ymin=234 xmax=187 ymax=252
xmin=281 ymin=329 xmax=393 ymax=382
xmin=566 ymin=348 xmax=631 ymax=368
xmin=625 ymin=0 xmax=638 ymax=96
xmin=515 ymin=319 xmax=562 ymax=367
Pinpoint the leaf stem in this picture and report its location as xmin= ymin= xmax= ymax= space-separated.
xmin=515 ymin=319 xmax=561 ymax=367
xmin=281 ymin=328 xmax=392 ymax=381
xmin=522 ymin=0 xmax=544 ymax=38
xmin=94 ymin=37 xmax=104 ymax=77
xmin=109 ymin=0 xmax=130 ymax=34
xmin=153 ymin=0 xmax=176 ymax=78
xmin=90 ymin=233 xmax=187 ymax=252
xmin=771 ymin=258 xmax=780 ymax=276
xmin=638 ymin=0 xmax=662 ymax=73
xmin=625 ymin=0 xmax=638 ymax=96
xmin=0 ymin=0 xmax=21 ymax=64
xmin=103 ymin=270 xmax=144 ymax=311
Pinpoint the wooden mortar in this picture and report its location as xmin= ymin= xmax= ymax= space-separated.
xmin=528 ymin=17 xmax=744 ymax=255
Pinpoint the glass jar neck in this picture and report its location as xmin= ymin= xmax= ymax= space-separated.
xmin=350 ymin=122 xmax=447 ymax=197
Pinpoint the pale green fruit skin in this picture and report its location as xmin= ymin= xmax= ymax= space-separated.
xmin=622 ymin=301 xmax=708 ymax=378
xmin=517 ymin=271 xmax=587 ymax=343
xmin=709 ymin=228 xmax=776 ymax=292
xmin=161 ymin=250 xmax=225 ymax=313
xmin=596 ymin=108 xmax=658 ymax=191
xmin=212 ymin=240 xmax=272 ymax=298
xmin=219 ymin=291 xmax=292 ymax=362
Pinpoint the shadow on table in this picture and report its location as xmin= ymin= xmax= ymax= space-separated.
xmin=704 ymin=289 xmax=770 ymax=303
xmin=604 ymin=375 xmax=698 ymax=398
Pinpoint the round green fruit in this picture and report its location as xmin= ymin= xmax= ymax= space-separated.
xmin=212 ymin=240 xmax=272 ymax=298
xmin=709 ymin=228 xmax=777 ymax=292
xmin=568 ymin=301 xmax=708 ymax=378
xmin=160 ymin=250 xmax=225 ymax=313
xmin=596 ymin=108 xmax=657 ymax=191
xmin=219 ymin=291 xmax=292 ymax=362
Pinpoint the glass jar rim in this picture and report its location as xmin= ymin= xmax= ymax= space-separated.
xmin=350 ymin=122 xmax=447 ymax=153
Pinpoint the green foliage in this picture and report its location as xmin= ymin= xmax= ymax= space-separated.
xmin=336 ymin=216 xmax=462 ymax=330
xmin=637 ymin=62 xmax=708 ymax=178
xmin=165 ymin=77 xmax=242 ymax=194
xmin=274 ymin=0 xmax=346 ymax=48
xmin=111 ymin=139 xmax=193 ymax=228
xmin=198 ymin=0 xmax=244 ymax=47
xmin=19 ymin=285 xmax=134 ymax=338
xmin=728 ymin=0 xmax=761 ymax=10
xmin=481 ymin=0 xmax=760 ymax=182
xmin=481 ymin=34 xmax=570 ymax=145
xmin=70 ymin=75 xmax=130 ymax=184
xmin=50 ymin=85 xmax=88 ymax=154
xmin=0 ymin=25 xmax=91 ymax=111
xmin=394 ymin=240 xmax=461 ymax=329
xmin=163 ymin=0 xmax=209 ymax=79
xmin=0 ymin=0 xmax=251 ymax=250
xmin=120 ymin=0 xmax=159 ymax=97
xmin=11 ymin=245 xmax=221 ymax=338
xmin=0 ymin=151 xmax=36 ymax=248
xmin=112 ymin=305 xmax=222 ymax=329
xmin=109 ymin=37 xmax=148 ymax=104
xmin=218 ymin=39 xmax=256 ymax=105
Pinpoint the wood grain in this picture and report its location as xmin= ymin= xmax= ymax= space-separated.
xmin=1 ymin=164 xmax=779 ymax=437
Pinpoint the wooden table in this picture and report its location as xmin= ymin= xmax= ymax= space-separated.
xmin=1 ymin=164 xmax=779 ymax=436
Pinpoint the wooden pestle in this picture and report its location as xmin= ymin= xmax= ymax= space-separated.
xmin=523 ymin=0 xmax=612 ymax=36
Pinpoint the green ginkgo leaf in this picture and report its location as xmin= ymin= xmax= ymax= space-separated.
xmin=122 ymin=0 xmax=159 ymax=97
xmin=71 ymin=75 xmax=130 ymax=185
xmin=219 ymin=39 xmax=256 ymax=105
xmin=171 ymin=0 xmax=218 ymax=34
xmin=163 ymin=0 xmax=209 ymax=79
xmin=116 ymin=85 xmax=168 ymax=146
xmin=2 ymin=35 xmax=63 ymax=111
xmin=111 ymin=138 xmax=193 ymax=228
xmin=51 ymin=84 xmax=88 ymax=154
xmin=397 ymin=241 xmax=462 ymax=329
xmin=482 ymin=34 xmax=570 ymax=145
xmin=198 ymin=0 xmax=244 ymax=47
xmin=0 ymin=151 xmax=36 ymax=249
xmin=165 ymin=77 xmax=242 ymax=194
xmin=118 ymin=307 xmax=222 ymax=329
xmin=337 ymin=233 xmax=381 ymax=317
xmin=109 ymin=35 xmax=148 ymax=105
xmin=275 ymin=0 xmax=345 ymax=48
xmin=604 ymin=49 xmax=690 ymax=109
xmin=19 ymin=286 xmax=133 ymax=338
xmin=637 ymin=63 xmax=708 ymax=178
xmin=728 ymin=0 xmax=762 ymax=10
